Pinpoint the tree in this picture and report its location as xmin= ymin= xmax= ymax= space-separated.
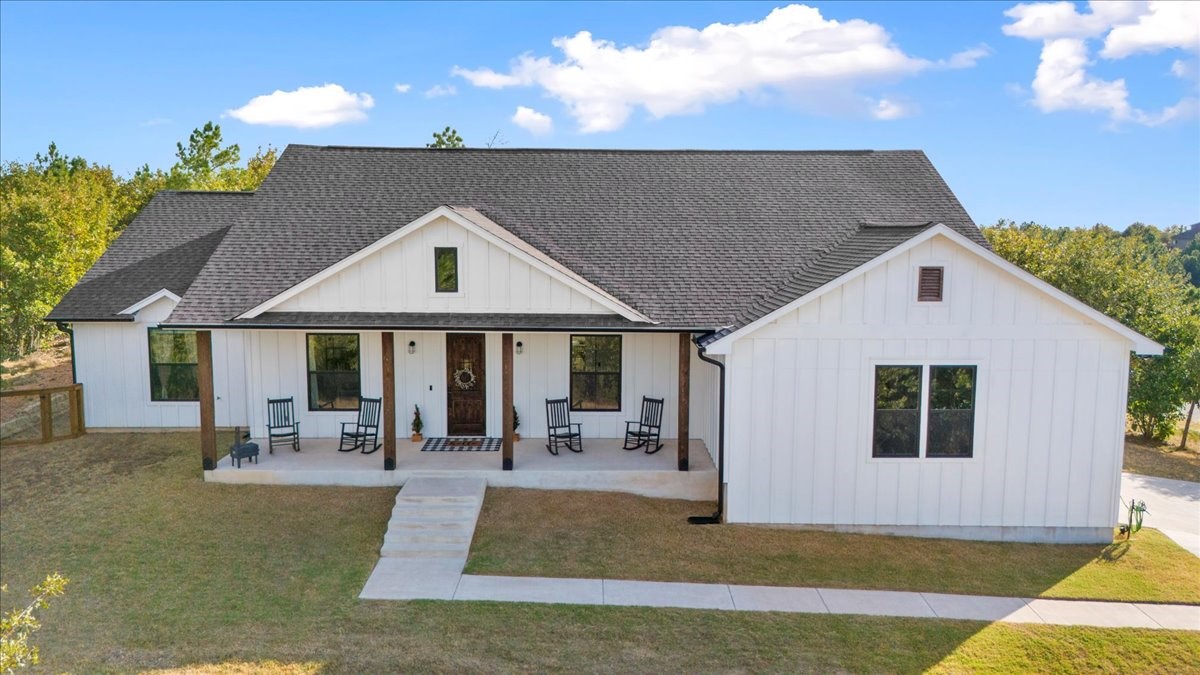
xmin=1179 ymin=239 xmax=1200 ymax=288
xmin=984 ymin=221 xmax=1200 ymax=441
xmin=167 ymin=121 xmax=240 ymax=188
xmin=0 ymin=573 xmax=68 ymax=672
xmin=1 ymin=147 xmax=124 ymax=355
xmin=1179 ymin=349 xmax=1200 ymax=449
xmin=0 ymin=123 xmax=276 ymax=359
xmin=427 ymin=126 xmax=464 ymax=148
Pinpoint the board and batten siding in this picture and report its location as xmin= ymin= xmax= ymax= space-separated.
xmin=239 ymin=329 xmax=714 ymax=457
xmin=723 ymin=234 xmax=1132 ymax=542
xmin=73 ymin=296 xmax=249 ymax=429
xmin=275 ymin=216 xmax=610 ymax=315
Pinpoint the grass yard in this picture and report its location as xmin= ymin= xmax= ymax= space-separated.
xmin=1125 ymin=434 xmax=1200 ymax=483
xmin=468 ymin=489 xmax=1200 ymax=604
xmin=1 ymin=432 xmax=1198 ymax=673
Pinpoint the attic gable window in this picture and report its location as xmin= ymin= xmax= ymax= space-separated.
xmin=435 ymin=247 xmax=458 ymax=293
xmin=917 ymin=266 xmax=944 ymax=302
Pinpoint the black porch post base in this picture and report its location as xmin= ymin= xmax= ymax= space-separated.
xmin=384 ymin=457 xmax=396 ymax=470
xmin=678 ymin=456 xmax=688 ymax=472
xmin=502 ymin=457 xmax=513 ymax=471
xmin=203 ymin=457 xmax=215 ymax=471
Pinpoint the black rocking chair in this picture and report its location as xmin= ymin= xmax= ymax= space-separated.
xmin=624 ymin=396 xmax=665 ymax=454
xmin=339 ymin=397 xmax=382 ymax=453
xmin=266 ymin=397 xmax=301 ymax=453
xmin=545 ymin=397 xmax=583 ymax=455
xmin=228 ymin=426 xmax=260 ymax=468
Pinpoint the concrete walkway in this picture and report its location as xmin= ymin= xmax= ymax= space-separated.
xmin=366 ymin=571 xmax=1200 ymax=630
xmin=1122 ymin=472 xmax=1200 ymax=557
xmin=359 ymin=476 xmax=486 ymax=600
xmin=358 ymin=475 xmax=1198 ymax=630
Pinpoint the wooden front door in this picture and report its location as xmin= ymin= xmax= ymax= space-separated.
xmin=446 ymin=333 xmax=486 ymax=436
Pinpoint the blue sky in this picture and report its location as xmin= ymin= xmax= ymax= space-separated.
xmin=2 ymin=1 xmax=1197 ymax=228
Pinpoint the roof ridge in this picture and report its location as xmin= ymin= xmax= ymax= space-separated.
xmin=287 ymin=144 xmax=921 ymax=155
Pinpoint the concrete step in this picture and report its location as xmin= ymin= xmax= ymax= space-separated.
xmin=384 ymin=532 xmax=473 ymax=547
xmin=394 ymin=495 xmax=480 ymax=506
xmin=385 ymin=520 xmax=475 ymax=533
xmin=380 ymin=548 xmax=471 ymax=559
xmin=381 ymin=539 xmax=472 ymax=554
xmin=381 ymin=540 xmax=470 ymax=557
xmin=390 ymin=505 xmax=478 ymax=520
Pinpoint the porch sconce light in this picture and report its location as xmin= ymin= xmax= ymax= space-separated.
xmin=408 ymin=340 xmax=417 ymax=355
xmin=515 ymin=341 xmax=524 ymax=355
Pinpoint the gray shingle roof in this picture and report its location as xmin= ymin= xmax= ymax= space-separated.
xmin=54 ymin=147 xmax=984 ymax=333
xmin=48 ymin=191 xmax=250 ymax=321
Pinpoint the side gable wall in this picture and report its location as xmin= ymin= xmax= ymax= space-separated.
xmin=723 ymin=234 xmax=1131 ymax=541
xmin=275 ymin=216 xmax=612 ymax=315
xmin=73 ymin=296 xmax=249 ymax=428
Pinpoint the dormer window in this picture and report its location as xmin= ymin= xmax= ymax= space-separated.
xmin=435 ymin=247 xmax=458 ymax=293
xmin=917 ymin=266 xmax=944 ymax=302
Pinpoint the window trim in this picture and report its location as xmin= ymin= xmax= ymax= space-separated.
xmin=147 ymin=327 xmax=199 ymax=402
xmin=867 ymin=359 xmax=981 ymax=462
xmin=305 ymin=332 xmax=362 ymax=412
xmin=434 ymin=246 xmax=459 ymax=294
xmin=568 ymin=334 xmax=623 ymax=412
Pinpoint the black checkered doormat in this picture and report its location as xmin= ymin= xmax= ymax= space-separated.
xmin=420 ymin=437 xmax=502 ymax=452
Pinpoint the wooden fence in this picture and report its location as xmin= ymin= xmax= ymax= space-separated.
xmin=0 ymin=383 xmax=85 ymax=446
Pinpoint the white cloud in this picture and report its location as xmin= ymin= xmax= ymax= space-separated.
xmin=1002 ymin=1 xmax=1144 ymax=40
xmin=511 ymin=106 xmax=553 ymax=135
xmin=871 ymin=98 xmax=910 ymax=120
xmin=394 ymin=83 xmax=412 ymax=93
xmin=1004 ymin=1 xmax=1198 ymax=127
xmin=225 ymin=83 xmax=374 ymax=128
xmin=424 ymin=84 xmax=457 ymax=98
xmin=1171 ymin=59 xmax=1196 ymax=79
xmin=1032 ymin=38 xmax=1132 ymax=118
xmin=139 ymin=117 xmax=171 ymax=127
xmin=452 ymin=4 xmax=985 ymax=132
xmin=1102 ymin=1 xmax=1200 ymax=58
xmin=940 ymin=45 xmax=992 ymax=69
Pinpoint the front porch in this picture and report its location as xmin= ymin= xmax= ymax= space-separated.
xmin=206 ymin=436 xmax=716 ymax=500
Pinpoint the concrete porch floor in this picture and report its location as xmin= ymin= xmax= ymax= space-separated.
xmin=205 ymin=436 xmax=716 ymax=500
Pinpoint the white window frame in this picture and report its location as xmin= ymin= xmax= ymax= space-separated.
xmin=866 ymin=358 xmax=982 ymax=463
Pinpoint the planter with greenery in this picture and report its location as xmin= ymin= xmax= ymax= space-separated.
xmin=411 ymin=404 xmax=423 ymax=442
xmin=513 ymin=405 xmax=521 ymax=441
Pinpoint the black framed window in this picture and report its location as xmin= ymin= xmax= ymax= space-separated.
xmin=926 ymin=366 xmax=977 ymax=458
xmin=873 ymin=364 xmax=977 ymax=458
xmin=148 ymin=328 xmax=199 ymax=401
xmin=872 ymin=366 xmax=922 ymax=458
xmin=570 ymin=335 xmax=621 ymax=411
xmin=306 ymin=333 xmax=360 ymax=410
xmin=435 ymin=247 xmax=458 ymax=293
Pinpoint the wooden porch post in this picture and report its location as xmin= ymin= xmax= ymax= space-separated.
xmin=502 ymin=332 xmax=514 ymax=470
xmin=677 ymin=332 xmax=690 ymax=471
xmin=382 ymin=331 xmax=397 ymax=470
xmin=197 ymin=330 xmax=217 ymax=470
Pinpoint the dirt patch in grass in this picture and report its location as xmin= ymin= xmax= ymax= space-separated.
xmin=0 ymin=337 xmax=73 ymax=441
xmin=3 ymin=432 xmax=1198 ymax=673
xmin=468 ymin=488 xmax=1200 ymax=604
xmin=1125 ymin=435 xmax=1200 ymax=483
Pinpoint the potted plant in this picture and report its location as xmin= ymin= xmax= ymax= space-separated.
xmin=513 ymin=405 xmax=521 ymax=441
xmin=411 ymin=404 xmax=423 ymax=442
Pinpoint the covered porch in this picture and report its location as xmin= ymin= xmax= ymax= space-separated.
xmin=193 ymin=327 xmax=717 ymax=493
xmin=205 ymin=436 xmax=716 ymax=500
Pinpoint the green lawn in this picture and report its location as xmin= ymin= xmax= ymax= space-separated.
xmin=2 ymin=432 xmax=1198 ymax=673
xmin=467 ymin=489 xmax=1200 ymax=604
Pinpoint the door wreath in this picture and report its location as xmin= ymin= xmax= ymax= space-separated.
xmin=452 ymin=366 xmax=477 ymax=390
